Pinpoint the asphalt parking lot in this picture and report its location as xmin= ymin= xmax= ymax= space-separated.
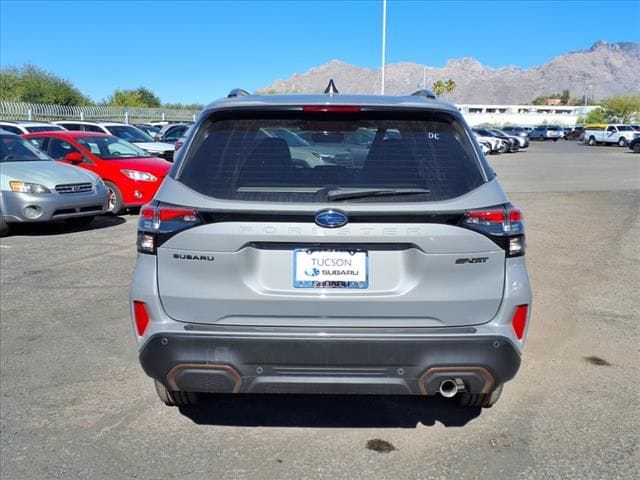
xmin=1 ymin=141 xmax=639 ymax=480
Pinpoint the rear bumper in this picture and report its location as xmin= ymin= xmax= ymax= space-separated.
xmin=140 ymin=331 xmax=520 ymax=395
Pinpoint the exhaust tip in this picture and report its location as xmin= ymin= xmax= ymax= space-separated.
xmin=439 ymin=379 xmax=459 ymax=398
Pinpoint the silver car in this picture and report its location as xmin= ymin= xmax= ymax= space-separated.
xmin=0 ymin=131 xmax=109 ymax=236
xmin=130 ymin=86 xmax=532 ymax=408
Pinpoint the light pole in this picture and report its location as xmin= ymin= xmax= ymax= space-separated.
xmin=381 ymin=0 xmax=387 ymax=94
xmin=584 ymin=84 xmax=593 ymax=107
xmin=584 ymin=83 xmax=587 ymax=107
xmin=423 ymin=66 xmax=427 ymax=90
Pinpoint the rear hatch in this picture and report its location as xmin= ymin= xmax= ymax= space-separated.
xmin=148 ymin=106 xmax=512 ymax=328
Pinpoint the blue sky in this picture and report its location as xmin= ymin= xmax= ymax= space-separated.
xmin=1 ymin=0 xmax=638 ymax=104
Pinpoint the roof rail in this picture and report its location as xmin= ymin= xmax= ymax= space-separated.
xmin=411 ymin=89 xmax=437 ymax=100
xmin=227 ymin=88 xmax=251 ymax=98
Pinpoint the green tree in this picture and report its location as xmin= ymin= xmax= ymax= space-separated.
xmin=431 ymin=79 xmax=456 ymax=97
xmin=600 ymin=94 xmax=640 ymax=123
xmin=531 ymin=93 xmax=562 ymax=105
xmin=583 ymin=108 xmax=607 ymax=125
xmin=561 ymin=89 xmax=570 ymax=105
xmin=431 ymin=80 xmax=446 ymax=97
xmin=162 ymin=102 xmax=204 ymax=110
xmin=135 ymin=87 xmax=161 ymax=108
xmin=444 ymin=79 xmax=457 ymax=96
xmin=104 ymin=87 xmax=161 ymax=108
xmin=0 ymin=64 xmax=92 ymax=105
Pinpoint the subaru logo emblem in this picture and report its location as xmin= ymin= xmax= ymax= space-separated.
xmin=315 ymin=209 xmax=348 ymax=228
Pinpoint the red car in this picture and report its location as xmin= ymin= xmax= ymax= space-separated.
xmin=22 ymin=132 xmax=171 ymax=214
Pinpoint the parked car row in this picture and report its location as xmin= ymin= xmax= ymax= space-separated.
xmin=0 ymin=127 xmax=171 ymax=236
xmin=473 ymin=127 xmax=529 ymax=154
xmin=0 ymin=120 xmax=181 ymax=161
xmin=52 ymin=121 xmax=176 ymax=161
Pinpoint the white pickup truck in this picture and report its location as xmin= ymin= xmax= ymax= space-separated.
xmin=583 ymin=124 xmax=639 ymax=146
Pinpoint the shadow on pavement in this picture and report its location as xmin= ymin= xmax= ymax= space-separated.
xmin=179 ymin=393 xmax=482 ymax=428
xmin=7 ymin=214 xmax=127 ymax=237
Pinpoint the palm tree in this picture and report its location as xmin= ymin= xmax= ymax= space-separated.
xmin=431 ymin=80 xmax=446 ymax=97
xmin=431 ymin=79 xmax=456 ymax=97
xmin=444 ymin=79 xmax=457 ymax=96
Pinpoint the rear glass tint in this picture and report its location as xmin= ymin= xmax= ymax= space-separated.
xmin=24 ymin=125 xmax=65 ymax=133
xmin=178 ymin=110 xmax=485 ymax=203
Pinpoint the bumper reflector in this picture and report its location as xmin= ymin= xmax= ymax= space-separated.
xmin=511 ymin=305 xmax=528 ymax=340
xmin=133 ymin=301 xmax=151 ymax=336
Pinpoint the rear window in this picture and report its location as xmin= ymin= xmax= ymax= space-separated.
xmin=57 ymin=123 xmax=83 ymax=131
xmin=1 ymin=134 xmax=51 ymax=163
xmin=106 ymin=125 xmax=154 ymax=143
xmin=177 ymin=110 xmax=486 ymax=203
xmin=24 ymin=125 xmax=65 ymax=133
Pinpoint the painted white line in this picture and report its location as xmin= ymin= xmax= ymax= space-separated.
xmin=0 ymin=245 xmax=12 ymax=248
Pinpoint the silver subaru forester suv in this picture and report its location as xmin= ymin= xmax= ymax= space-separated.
xmin=130 ymin=85 xmax=532 ymax=408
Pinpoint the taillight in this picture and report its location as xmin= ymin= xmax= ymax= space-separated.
xmin=158 ymin=206 xmax=199 ymax=222
xmin=133 ymin=301 xmax=151 ymax=336
xmin=137 ymin=202 xmax=201 ymax=254
xmin=511 ymin=305 xmax=529 ymax=340
xmin=302 ymin=105 xmax=361 ymax=113
xmin=461 ymin=204 xmax=525 ymax=257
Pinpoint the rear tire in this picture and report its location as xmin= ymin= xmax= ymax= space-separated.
xmin=618 ymin=137 xmax=627 ymax=147
xmin=105 ymin=181 xmax=123 ymax=215
xmin=154 ymin=380 xmax=198 ymax=406
xmin=0 ymin=216 xmax=9 ymax=237
xmin=458 ymin=384 xmax=503 ymax=408
xmin=588 ymin=136 xmax=596 ymax=146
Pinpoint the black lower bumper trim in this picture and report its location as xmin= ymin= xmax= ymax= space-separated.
xmin=139 ymin=333 xmax=521 ymax=395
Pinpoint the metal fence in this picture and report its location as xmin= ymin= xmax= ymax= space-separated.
xmin=0 ymin=101 xmax=200 ymax=123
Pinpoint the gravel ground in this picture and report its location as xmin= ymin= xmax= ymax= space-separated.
xmin=1 ymin=140 xmax=639 ymax=480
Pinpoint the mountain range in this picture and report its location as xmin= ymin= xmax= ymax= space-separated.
xmin=258 ymin=41 xmax=640 ymax=104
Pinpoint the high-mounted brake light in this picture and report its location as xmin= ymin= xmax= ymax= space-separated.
xmin=133 ymin=301 xmax=151 ymax=336
xmin=302 ymin=106 xmax=361 ymax=113
xmin=461 ymin=205 xmax=525 ymax=257
xmin=137 ymin=202 xmax=202 ymax=254
xmin=511 ymin=305 xmax=529 ymax=340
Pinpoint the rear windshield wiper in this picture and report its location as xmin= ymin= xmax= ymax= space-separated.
xmin=327 ymin=188 xmax=431 ymax=201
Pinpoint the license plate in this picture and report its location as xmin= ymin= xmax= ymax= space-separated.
xmin=293 ymin=249 xmax=368 ymax=288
